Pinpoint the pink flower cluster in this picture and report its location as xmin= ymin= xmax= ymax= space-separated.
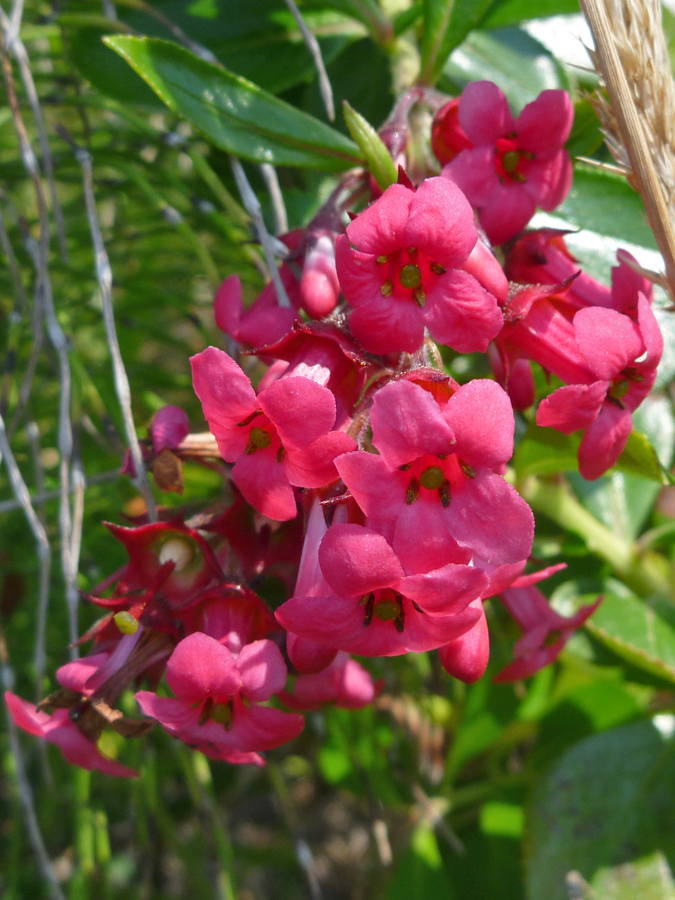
xmin=7 ymin=80 xmax=660 ymax=777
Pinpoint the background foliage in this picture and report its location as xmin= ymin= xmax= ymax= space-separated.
xmin=2 ymin=1 xmax=675 ymax=898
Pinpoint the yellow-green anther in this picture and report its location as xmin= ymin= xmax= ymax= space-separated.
xmin=114 ymin=611 xmax=139 ymax=635
xmin=420 ymin=465 xmax=445 ymax=490
xmin=249 ymin=427 xmax=272 ymax=449
xmin=399 ymin=264 xmax=422 ymax=290
xmin=381 ymin=279 xmax=393 ymax=297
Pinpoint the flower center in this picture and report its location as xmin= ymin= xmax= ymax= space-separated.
xmin=159 ymin=538 xmax=195 ymax=571
xmin=419 ymin=465 xmax=445 ymax=490
xmin=374 ymin=597 xmax=400 ymax=621
xmin=501 ymin=150 xmax=521 ymax=173
xmin=249 ymin=426 xmax=272 ymax=450
xmin=210 ymin=701 xmax=234 ymax=728
xmin=399 ymin=264 xmax=422 ymax=290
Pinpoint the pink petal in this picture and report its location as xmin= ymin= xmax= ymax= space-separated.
xmin=348 ymin=294 xmax=425 ymax=355
xmin=536 ymin=381 xmax=608 ymax=434
xmin=151 ymin=406 xmax=190 ymax=452
xmin=438 ymin=601 xmax=490 ymax=683
xmin=237 ymin=639 xmax=288 ymax=702
xmin=477 ymin=183 xmax=536 ymax=245
xmin=335 ymin=236 xmax=386 ymax=310
xmin=404 ymin=177 xmax=477 ymax=270
xmin=578 ymin=403 xmax=633 ymax=480
xmin=258 ymin=377 xmax=336 ymax=449
xmin=458 ymin=81 xmax=515 ymax=146
xmin=166 ymin=633 xmax=241 ymax=702
xmin=423 ymin=270 xmax=503 ymax=353
xmin=446 ymin=471 xmax=535 ymax=564
xmin=283 ymin=431 xmax=357 ymax=489
xmin=612 ymin=253 xmax=653 ymax=314
xmin=319 ymin=523 xmax=404 ymax=598
xmin=336 ymin=451 xmax=406 ymax=523
xmin=370 ymin=380 xmax=455 ymax=468
xmin=515 ymin=90 xmax=574 ymax=155
xmin=281 ymin=653 xmax=377 ymax=710
xmin=286 ymin=631 xmax=338 ymax=674
xmin=190 ymin=348 xmax=257 ymax=459
xmin=214 ymin=274 xmax=242 ymax=335
xmin=523 ymin=150 xmax=573 ymax=211
xmin=231 ymin=450 xmax=297 ymax=521
xmin=135 ymin=692 xmax=201 ymax=734
xmin=345 ymin=183 xmax=414 ymax=255
xmin=637 ymin=293 xmax=664 ymax=368
xmin=574 ymin=307 xmax=644 ymax=381
xmin=443 ymin=147 xmax=501 ymax=206
xmin=461 ymin=238 xmax=509 ymax=304
xmin=56 ymin=652 xmax=110 ymax=694
xmin=444 ymin=380 xmax=514 ymax=469
xmin=399 ymin=564 xmax=489 ymax=614
xmin=230 ymin=702 xmax=304 ymax=751
xmin=393 ymin=497 xmax=471 ymax=575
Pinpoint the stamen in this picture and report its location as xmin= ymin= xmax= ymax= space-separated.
xmin=376 ymin=255 xmax=388 ymax=264
xmin=430 ymin=262 xmax=447 ymax=276
xmin=459 ymin=460 xmax=476 ymax=479
xmin=413 ymin=288 xmax=426 ymax=307
xmin=406 ymin=476 xmax=420 ymax=505
xmin=381 ymin=279 xmax=393 ymax=297
xmin=439 ymin=480 xmax=451 ymax=508
xmin=237 ymin=409 xmax=262 ymax=427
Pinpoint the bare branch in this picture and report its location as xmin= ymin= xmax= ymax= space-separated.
xmin=284 ymin=0 xmax=335 ymax=121
xmin=229 ymin=156 xmax=291 ymax=308
xmin=259 ymin=163 xmax=289 ymax=235
xmin=59 ymin=127 xmax=158 ymax=522
xmin=0 ymin=469 xmax=121 ymax=515
xmin=0 ymin=413 xmax=51 ymax=696
xmin=1 ymin=630 xmax=66 ymax=900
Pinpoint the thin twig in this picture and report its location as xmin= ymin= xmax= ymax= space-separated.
xmin=0 ymin=468 xmax=121 ymax=515
xmin=59 ymin=127 xmax=158 ymax=522
xmin=0 ymin=629 xmax=66 ymax=900
xmin=0 ymin=413 xmax=51 ymax=696
xmin=112 ymin=0 xmax=218 ymax=64
xmin=259 ymin=163 xmax=289 ymax=235
xmin=229 ymin=156 xmax=291 ymax=308
xmin=283 ymin=0 xmax=334 ymax=121
xmin=0 ymin=2 xmax=69 ymax=261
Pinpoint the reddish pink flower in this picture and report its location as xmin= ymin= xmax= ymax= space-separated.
xmin=431 ymin=98 xmax=472 ymax=166
xmin=438 ymin=599 xmax=489 ymax=683
xmin=494 ymin=586 xmax=601 ymax=682
xmin=300 ymin=230 xmax=340 ymax=318
xmin=335 ymin=177 xmax=505 ymax=355
xmin=506 ymin=231 xmax=653 ymax=317
xmin=276 ymin=523 xmax=486 ymax=657
xmin=5 ymin=692 xmax=138 ymax=778
xmin=190 ymin=347 xmax=356 ymax=520
xmin=215 ymin=273 xmax=299 ymax=350
xmin=280 ymin=652 xmax=380 ymax=711
xmin=184 ymin=587 xmax=279 ymax=655
xmin=136 ymin=634 xmax=304 ymax=761
xmin=536 ymin=294 xmax=663 ymax=479
xmin=104 ymin=518 xmax=224 ymax=608
xmin=336 ymin=379 xmax=534 ymax=573
xmin=442 ymin=82 xmax=573 ymax=245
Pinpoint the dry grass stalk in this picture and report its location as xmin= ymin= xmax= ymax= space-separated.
xmin=580 ymin=0 xmax=675 ymax=298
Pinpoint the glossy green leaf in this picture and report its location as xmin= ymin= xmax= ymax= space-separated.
xmin=482 ymin=0 xmax=579 ymax=30
xmin=527 ymin=720 xmax=675 ymax=900
xmin=342 ymin=101 xmax=397 ymax=189
xmin=565 ymin=98 xmax=605 ymax=159
xmin=105 ymin=36 xmax=363 ymax=170
xmin=586 ymin=593 xmax=675 ymax=684
xmin=514 ymin=422 xmax=580 ymax=479
xmin=557 ymin=166 xmax=658 ymax=249
xmin=617 ymin=429 xmax=668 ymax=483
xmin=421 ymin=0 xmax=496 ymax=85
xmin=441 ymin=27 xmax=566 ymax=110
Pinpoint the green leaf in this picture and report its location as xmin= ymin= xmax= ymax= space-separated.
xmin=586 ymin=593 xmax=675 ymax=685
xmin=342 ymin=101 xmax=396 ymax=190
xmin=105 ymin=36 xmax=363 ymax=171
xmin=482 ymin=0 xmax=579 ymax=30
xmin=514 ymin=421 xmax=580 ymax=479
xmin=421 ymin=0 xmax=496 ymax=85
xmin=527 ymin=720 xmax=675 ymax=900
xmin=565 ymin=98 xmax=605 ymax=159
xmin=617 ymin=430 xmax=668 ymax=483
xmin=441 ymin=27 xmax=566 ymax=110
xmin=556 ymin=166 xmax=658 ymax=249
xmin=386 ymin=826 xmax=454 ymax=900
